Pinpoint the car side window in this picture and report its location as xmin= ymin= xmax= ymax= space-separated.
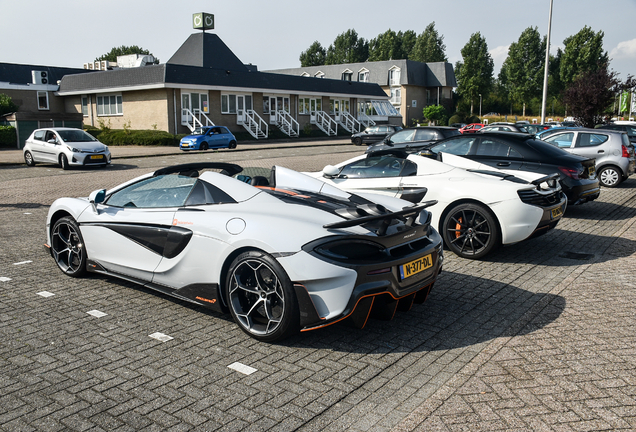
xmin=45 ymin=131 xmax=57 ymax=143
xmin=106 ymin=175 xmax=198 ymax=208
xmin=414 ymin=129 xmax=438 ymax=141
xmin=389 ymin=129 xmax=416 ymax=143
xmin=576 ymin=133 xmax=608 ymax=147
xmin=34 ymin=130 xmax=46 ymax=141
xmin=543 ymin=133 xmax=575 ymax=148
xmin=430 ymin=137 xmax=477 ymax=155
xmin=476 ymin=139 xmax=516 ymax=157
xmin=339 ymin=156 xmax=407 ymax=178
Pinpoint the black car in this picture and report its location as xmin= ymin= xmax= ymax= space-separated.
xmin=366 ymin=126 xmax=460 ymax=153
xmin=351 ymin=125 xmax=402 ymax=145
xmin=420 ymin=132 xmax=600 ymax=205
xmin=596 ymin=123 xmax=636 ymax=146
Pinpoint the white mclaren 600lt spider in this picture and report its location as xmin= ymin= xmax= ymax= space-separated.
xmin=45 ymin=163 xmax=443 ymax=342
xmin=307 ymin=150 xmax=567 ymax=260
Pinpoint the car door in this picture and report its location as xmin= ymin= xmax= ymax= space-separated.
xmin=41 ymin=130 xmax=61 ymax=163
xmin=323 ymin=155 xmax=408 ymax=198
xmin=27 ymin=130 xmax=48 ymax=162
xmin=472 ymin=137 xmax=524 ymax=170
xmin=76 ymin=175 xmax=196 ymax=282
xmin=571 ymin=132 xmax=609 ymax=162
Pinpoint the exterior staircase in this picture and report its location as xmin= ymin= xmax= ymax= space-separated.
xmin=312 ymin=111 xmax=338 ymax=136
xmin=338 ymin=111 xmax=363 ymax=133
xmin=181 ymin=109 xmax=214 ymax=132
xmin=241 ymin=110 xmax=268 ymax=139
xmin=275 ymin=110 xmax=299 ymax=137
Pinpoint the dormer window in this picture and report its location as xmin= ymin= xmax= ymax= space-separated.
xmin=301 ymin=72 xmax=310 ymax=77
xmin=389 ymin=67 xmax=401 ymax=86
xmin=358 ymin=68 xmax=369 ymax=82
xmin=341 ymin=69 xmax=353 ymax=81
xmin=315 ymin=71 xmax=325 ymax=79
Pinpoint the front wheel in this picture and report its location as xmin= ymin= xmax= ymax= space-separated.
xmin=60 ymin=154 xmax=70 ymax=170
xmin=442 ymin=203 xmax=500 ymax=259
xmin=353 ymin=137 xmax=362 ymax=146
xmin=24 ymin=151 xmax=36 ymax=167
xmin=200 ymin=142 xmax=209 ymax=151
xmin=225 ymin=250 xmax=298 ymax=342
xmin=50 ymin=216 xmax=87 ymax=277
xmin=598 ymin=166 xmax=621 ymax=187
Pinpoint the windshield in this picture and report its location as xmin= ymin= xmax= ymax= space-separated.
xmin=57 ymin=130 xmax=98 ymax=142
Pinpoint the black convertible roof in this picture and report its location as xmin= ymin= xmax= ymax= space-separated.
xmin=153 ymin=162 xmax=243 ymax=177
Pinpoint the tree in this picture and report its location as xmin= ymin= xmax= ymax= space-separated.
xmin=422 ymin=105 xmax=447 ymax=125
xmin=368 ymin=29 xmax=403 ymax=61
xmin=400 ymin=30 xmax=417 ymax=60
xmin=499 ymin=27 xmax=545 ymax=116
xmin=325 ymin=30 xmax=368 ymax=65
xmin=0 ymin=93 xmax=18 ymax=116
xmin=411 ymin=22 xmax=447 ymax=63
xmin=299 ymin=41 xmax=326 ymax=66
xmin=560 ymin=26 xmax=609 ymax=85
xmin=96 ymin=45 xmax=159 ymax=63
xmin=562 ymin=67 xmax=635 ymax=127
xmin=455 ymin=32 xmax=494 ymax=114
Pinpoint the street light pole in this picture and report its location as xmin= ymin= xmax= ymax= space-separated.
xmin=479 ymin=94 xmax=482 ymax=119
xmin=540 ymin=0 xmax=554 ymax=124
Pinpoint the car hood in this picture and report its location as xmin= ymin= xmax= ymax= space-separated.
xmin=64 ymin=141 xmax=108 ymax=152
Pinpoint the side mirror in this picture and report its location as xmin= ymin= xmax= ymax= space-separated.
xmin=417 ymin=149 xmax=435 ymax=158
xmin=89 ymin=189 xmax=106 ymax=213
xmin=47 ymin=139 xmax=57 ymax=144
xmin=322 ymin=165 xmax=340 ymax=179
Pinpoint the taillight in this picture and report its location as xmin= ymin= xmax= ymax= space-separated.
xmin=558 ymin=167 xmax=580 ymax=179
xmin=622 ymin=145 xmax=630 ymax=158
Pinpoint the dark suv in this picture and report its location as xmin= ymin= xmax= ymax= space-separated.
xmin=366 ymin=126 xmax=460 ymax=153
xmin=351 ymin=125 xmax=402 ymax=145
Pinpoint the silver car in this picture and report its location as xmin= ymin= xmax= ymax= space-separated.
xmin=540 ymin=127 xmax=635 ymax=187
xmin=23 ymin=127 xmax=111 ymax=170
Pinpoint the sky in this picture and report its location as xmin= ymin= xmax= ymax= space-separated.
xmin=2 ymin=0 xmax=635 ymax=80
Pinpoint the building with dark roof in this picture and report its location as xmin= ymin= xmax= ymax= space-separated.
xmin=267 ymin=60 xmax=457 ymax=125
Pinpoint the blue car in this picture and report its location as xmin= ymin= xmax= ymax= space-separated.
xmin=180 ymin=126 xmax=237 ymax=151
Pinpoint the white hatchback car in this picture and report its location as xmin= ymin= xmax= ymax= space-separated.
xmin=23 ymin=127 xmax=111 ymax=169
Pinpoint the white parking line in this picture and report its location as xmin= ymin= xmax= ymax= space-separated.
xmin=86 ymin=310 xmax=107 ymax=318
xmin=13 ymin=260 xmax=32 ymax=265
xmin=228 ymin=362 xmax=258 ymax=375
xmin=0 ymin=277 xmax=11 ymax=282
xmin=24 ymin=212 xmax=32 ymax=215
xmin=149 ymin=332 xmax=173 ymax=342
xmin=36 ymin=291 xmax=55 ymax=297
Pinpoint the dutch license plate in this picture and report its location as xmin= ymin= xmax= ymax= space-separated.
xmin=551 ymin=207 xmax=563 ymax=219
xmin=400 ymin=254 xmax=433 ymax=280
xmin=90 ymin=155 xmax=103 ymax=160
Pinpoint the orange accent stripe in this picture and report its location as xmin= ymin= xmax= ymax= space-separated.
xmin=389 ymin=298 xmax=399 ymax=321
xmin=360 ymin=297 xmax=375 ymax=329
xmin=300 ymin=281 xmax=434 ymax=332
xmin=44 ymin=244 xmax=51 ymax=249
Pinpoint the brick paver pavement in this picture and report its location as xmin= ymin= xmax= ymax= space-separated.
xmin=0 ymin=143 xmax=635 ymax=431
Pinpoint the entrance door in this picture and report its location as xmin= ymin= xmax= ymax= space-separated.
xmin=310 ymin=99 xmax=317 ymax=123
xmin=181 ymin=93 xmax=191 ymax=124
xmin=237 ymin=95 xmax=245 ymax=124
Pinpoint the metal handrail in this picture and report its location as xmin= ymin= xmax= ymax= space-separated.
xmin=276 ymin=110 xmax=299 ymax=137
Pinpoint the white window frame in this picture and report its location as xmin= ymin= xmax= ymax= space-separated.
xmin=222 ymin=93 xmax=252 ymax=114
xmin=389 ymin=66 xmax=401 ymax=86
xmin=37 ymin=91 xmax=49 ymax=110
xmin=299 ymin=97 xmax=321 ymax=114
xmin=301 ymin=72 xmax=310 ymax=77
xmin=81 ymin=96 xmax=89 ymax=116
xmin=341 ymin=68 xmax=353 ymax=81
xmin=314 ymin=71 xmax=325 ymax=79
xmin=96 ymin=94 xmax=123 ymax=116
xmin=358 ymin=68 xmax=369 ymax=82
xmin=390 ymin=88 xmax=402 ymax=105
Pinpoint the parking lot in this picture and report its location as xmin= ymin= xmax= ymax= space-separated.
xmin=1 ymin=141 xmax=635 ymax=431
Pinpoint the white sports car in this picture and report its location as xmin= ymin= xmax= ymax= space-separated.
xmin=307 ymin=150 xmax=567 ymax=259
xmin=45 ymin=162 xmax=443 ymax=342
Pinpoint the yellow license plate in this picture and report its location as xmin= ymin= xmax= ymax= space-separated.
xmin=90 ymin=155 xmax=103 ymax=160
xmin=400 ymin=254 xmax=433 ymax=280
xmin=551 ymin=207 xmax=563 ymax=219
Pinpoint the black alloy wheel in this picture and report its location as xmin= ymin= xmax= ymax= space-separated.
xmin=442 ymin=203 xmax=500 ymax=259
xmin=353 ymin=137 xmax=362 ymax=145
xmin=225 ymin=250 xmax=298 ymax=342
xmin=200 ymin=142 xmax=209 ymax=151
xmin=229 ymin=141 xmax=237 ymax=149
xmin=51 ymin=216 xmax=87 ymax=277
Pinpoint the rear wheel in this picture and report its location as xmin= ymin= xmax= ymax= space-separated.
xmin=200 ymin=142 xmax=208 ymax=151
xmin=50 ymin=216 xmax=86 ymax=277
xmin=442 ymin=203 xmax=500 ymax=259
xmin=60 ymin=154 xmax=70 ymax=170
xmin=225 ymin=250 xmax=298 ymax=342
xmin=24 ymin=151 xmax=36 ymax=167
xmin=229 ymin=141 xmax=237 ymax=149
xmin=598 ymin=166 xmax=621 ymax=187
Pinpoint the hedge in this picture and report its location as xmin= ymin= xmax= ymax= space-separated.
xmin=0 ymin=125 xmax=17 ymax=148
xmin=85 ymin=128 xmax=179 ymax=146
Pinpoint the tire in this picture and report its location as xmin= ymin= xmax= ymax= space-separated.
xmin=442 ymin=203 xmax=500 ymax=259
xmin=200 ymin=142 xmax=208 ymax=151
xmin=24 ymin=151 xmax=36 ymax=167
xmin=60 ymin=154 xmax=70 ymax=170
xmin=353 ymin=137 xmax=362 ymax=146
xmin=50 ymin=216 xmax=87 ymax=277
xmin=225 ymin=250 xmax=298 ymax=342
xmin=598 ymin=166 xmax=622 ymax=188
xmin=229 ymin=141 xmax=237 ymax=149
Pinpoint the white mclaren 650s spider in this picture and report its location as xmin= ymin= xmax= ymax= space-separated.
xmin=45 ymin=163 xmax=443 ymax=342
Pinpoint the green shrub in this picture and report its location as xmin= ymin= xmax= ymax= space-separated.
xmin=0 ymin=125 xmax=17 ymax=148
xmin=96 ymin=129 xmax=179 ymax=146
xmin=448 ymin=114 xmax=465 ymax=126
xmin=467 ymin=115 xmax=481 ymax=124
